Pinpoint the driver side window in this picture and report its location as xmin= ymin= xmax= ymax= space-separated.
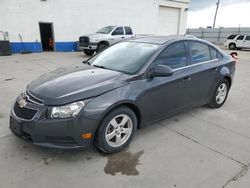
xmin=155 ymin=42 xmax=188 ymax=69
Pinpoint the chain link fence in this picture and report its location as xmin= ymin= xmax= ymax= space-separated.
xmin=186 ymin=27 xmax=250 ymax=44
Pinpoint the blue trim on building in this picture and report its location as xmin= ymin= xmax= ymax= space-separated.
xmin=55 ymin=42 xmax=77 ymax=52
xmin=10 ymin=41 xmax=77 ymax=53
xmin=10 ymin=42 xmax=42 ymax=53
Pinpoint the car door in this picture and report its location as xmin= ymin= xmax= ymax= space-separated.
xmin=137 ymin=42 xmax=192 ymax=123
xmin=110 ymin=27 xmax=125 ymax=44
xmin=186 ymin=41 xmax=221 ymax=106
xmin=243 ymin=35 xmax=250 ymax=48
xmin=235 ymin=35 xmax=245 ymax=48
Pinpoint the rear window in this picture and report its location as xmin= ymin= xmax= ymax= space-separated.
xmin=246 ymin=36 xmax=250 ymax=41
xmin=188 ymin=42 xmax=211 ymax=64
xmin=210 ymin=47 xmax=218 ymax=59
xmin=125 ymin=27 xmax=133 ymax=35
xmin=237 ymin=35 xmax=245 ymax=40
xmin=227 ymin=34 xmax=237 ymax=40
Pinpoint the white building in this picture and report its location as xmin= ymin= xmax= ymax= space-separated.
xmin=0 ymin=0 xmax=190 ymax=53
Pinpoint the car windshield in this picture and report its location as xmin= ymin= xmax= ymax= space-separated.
xmin=88 ymin=42 xmax=159 ymax=74
xmin=96 ymin=26 xmax=115 ymax=34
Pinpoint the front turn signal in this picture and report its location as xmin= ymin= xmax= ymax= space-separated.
xmin=82 ymin=133 xmax=92 ymax=139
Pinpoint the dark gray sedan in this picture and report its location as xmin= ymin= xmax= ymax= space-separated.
xmin=10 ymin=36 xmax=236 ymax=153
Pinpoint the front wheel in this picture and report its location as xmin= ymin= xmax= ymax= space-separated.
xmin=95 ymin=106 xmax=137 ymax=153
xmin=83 ymin=49 xmax=94 ymax=56
xmin=208 ymin=79 xmax=229 ymax=108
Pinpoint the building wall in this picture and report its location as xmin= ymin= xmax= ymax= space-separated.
xmin=0 ymin=0 xmax=189 ymax=53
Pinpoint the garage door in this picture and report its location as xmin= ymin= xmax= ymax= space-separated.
xmin=157 ymin=6 xmax=180 ymax=35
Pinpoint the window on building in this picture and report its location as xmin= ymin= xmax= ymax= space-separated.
xmin=155 ymin=42 xmax=188 ymax=69
xmin=189 ymin=42 xmax=211 ymax=64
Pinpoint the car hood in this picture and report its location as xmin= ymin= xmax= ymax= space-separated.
xmin=81 ymin=33 xmax=107 ymax=39
xmin=27 ymin=64 xmax=128 ymax=105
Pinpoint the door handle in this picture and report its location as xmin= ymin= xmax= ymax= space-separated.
xmin=182 ymin=77 xmax=191 ymax=82
xmin=121 ymin=37 xmax=125 ymax=39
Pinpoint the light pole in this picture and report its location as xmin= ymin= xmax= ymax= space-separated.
xmin=213 ymin=0 xmax=221 ymax=28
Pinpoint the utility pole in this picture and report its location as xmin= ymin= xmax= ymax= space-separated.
xmin=213 ymin=0 xmax=221 ymax=28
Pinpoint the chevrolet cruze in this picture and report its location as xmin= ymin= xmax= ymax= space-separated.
xmin=10 ymin=36 xmax=236 ymax=153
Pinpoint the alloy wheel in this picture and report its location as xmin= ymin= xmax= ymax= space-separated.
xmin=215 ymin=83 xmax=228 ymax=105
xmin=105 ymin=114 xmax=133 ymax=147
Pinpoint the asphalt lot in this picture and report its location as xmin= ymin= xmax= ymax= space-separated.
xmin=0 ymin=49 xmax=250 ymax=188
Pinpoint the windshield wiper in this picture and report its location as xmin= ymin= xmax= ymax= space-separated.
xmin=92 ymin=64 xmax=106 ymax=69
xmin=82 ymin=61 xmax=90 ymax=65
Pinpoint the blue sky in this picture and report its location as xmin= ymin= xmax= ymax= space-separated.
xmin=188 ymin=0 xmax=250 ymax=28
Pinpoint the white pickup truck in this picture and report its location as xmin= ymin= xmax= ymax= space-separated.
xmin=79 ymin=26 xmax=134 ymax=55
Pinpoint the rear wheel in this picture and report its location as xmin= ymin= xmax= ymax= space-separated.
xmin=229 ymin=43 xmax=236 ymax=50
xmin=84 ymin=49 xmax=94 ymax=56
xmin=95 ymin=106 xmax=137 ymax=153
xmin=208 ymin=79 xmax=229 ymax=108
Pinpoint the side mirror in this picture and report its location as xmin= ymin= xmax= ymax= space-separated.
xmin=151 ymin=64 xmax=174 ymax=77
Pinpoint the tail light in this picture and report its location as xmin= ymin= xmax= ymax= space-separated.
xmin=230 ymin=52 xmax=238 ymax=62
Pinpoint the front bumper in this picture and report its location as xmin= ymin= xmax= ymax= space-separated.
xmin=79 ymin=43 xmax=98 ymax=51
xmin=10 ymin=98 xmax=98 ymax=149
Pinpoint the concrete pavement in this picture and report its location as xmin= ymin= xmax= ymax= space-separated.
xmin=0 ymin=50 xmax=249 ymax=188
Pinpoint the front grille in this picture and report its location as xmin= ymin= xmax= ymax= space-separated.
xmin=26 ymin=91 xmax=44 ymax=105
xmin=23 ymin=131 xmax=33 ymax=142
xmin=79 ymin=36 xmax=90 ymax=47
xmin=13 ymin=102 xmax=37 ymax=120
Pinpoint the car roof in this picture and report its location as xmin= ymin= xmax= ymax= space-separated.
xmin=128 ymin=35 xmax=187 ymax=45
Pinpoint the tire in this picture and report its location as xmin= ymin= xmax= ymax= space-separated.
xmin=95 ymin=106 xmax=137 ymax=154
xmin=84 ymin=49 xmax=94 ymax=56
xmin=96 ymin=43 xmax=108 ymax=53
xmin=208 ymin=78 xmax=229 ymax=108
xmin=229 ymin=43 xmax=236 ymax=50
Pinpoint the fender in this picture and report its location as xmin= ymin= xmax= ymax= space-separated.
xmin=82 ymin=81 xmax=144 ymax=124
xmin=220 ymin=66 xmax=231 ymax=76
xmin=207 ymin=65 xmax=232 ymax=103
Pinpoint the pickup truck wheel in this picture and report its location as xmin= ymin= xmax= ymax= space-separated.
xmin=84 ymin=49 xmax=94 ymax=56
xmin=96 ymin=43 xmax=108 ymax=53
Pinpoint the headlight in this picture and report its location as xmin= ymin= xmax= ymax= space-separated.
xmin=91 ymin=38 xmax=99 ymax=42
xmin=50 ymin=101 xmax=85 ymax=118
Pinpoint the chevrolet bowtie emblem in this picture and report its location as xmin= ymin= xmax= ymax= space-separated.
xmin=17 ymin=94 xmax=27 ymax=108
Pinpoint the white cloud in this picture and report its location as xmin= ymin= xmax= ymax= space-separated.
xmin=189 ymin=0 xmax=250 ymax=11
xmin=187 ymin=2 xmax=250 ymax=28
